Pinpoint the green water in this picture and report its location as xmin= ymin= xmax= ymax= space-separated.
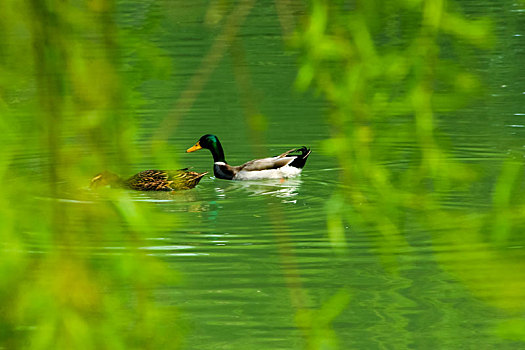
xmin=2 ymin=0 xmax=525 ymax=349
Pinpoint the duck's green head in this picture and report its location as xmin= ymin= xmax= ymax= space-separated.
xmin=186 ymin=134 xmax=225 ymax=162
xmin=186 ymin=134 xmax=218 ymax=152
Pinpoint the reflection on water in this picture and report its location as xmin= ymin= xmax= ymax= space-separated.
xmin=213 ymin=177 xmax=302 ymax=200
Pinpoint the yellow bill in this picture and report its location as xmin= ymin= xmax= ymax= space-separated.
xmin=186 ymin=142 xmax=202 ymax=153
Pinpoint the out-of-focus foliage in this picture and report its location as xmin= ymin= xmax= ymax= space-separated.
xmin=0 ymin=0 xmax=182 ymax=348
xmin=1 ymin=0 xmax=524 ymax=347
xmin=295 ymin=0 xmax=525 ymax=343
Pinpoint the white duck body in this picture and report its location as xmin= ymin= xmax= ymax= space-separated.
xmin=214 ymin=155 xmax=304 ymax=180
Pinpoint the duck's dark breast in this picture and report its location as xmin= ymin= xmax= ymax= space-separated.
xmin=214 ymin=163 xmax=235 ymax=180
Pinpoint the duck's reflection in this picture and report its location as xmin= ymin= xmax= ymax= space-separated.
xmin=214 ymin=178 xmax=302 ymax=200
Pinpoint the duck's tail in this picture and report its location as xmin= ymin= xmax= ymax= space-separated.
xmin=173 ymin=170 xmax=208 ymax=189
xmin=289 ymin=146 xmax=311 ymax=169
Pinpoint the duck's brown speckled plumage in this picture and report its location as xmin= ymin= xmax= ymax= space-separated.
xmin=91 ymin=168 xmax=207 ymax=191
xmin=125 ymin=169 xmax=207 ymax=191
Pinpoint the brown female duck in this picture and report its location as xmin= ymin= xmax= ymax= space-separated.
xmin=91 ymin=168 xmax=207 ymax=191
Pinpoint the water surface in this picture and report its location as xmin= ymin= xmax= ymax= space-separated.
xmin=7 ymin=0 xmax=525 ymax=348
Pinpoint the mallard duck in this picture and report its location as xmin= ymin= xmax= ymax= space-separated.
xmin=90 ymin=168 xmax=207 ymax=191
xmin=186 ymin=134 xmax=311 ymax=180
